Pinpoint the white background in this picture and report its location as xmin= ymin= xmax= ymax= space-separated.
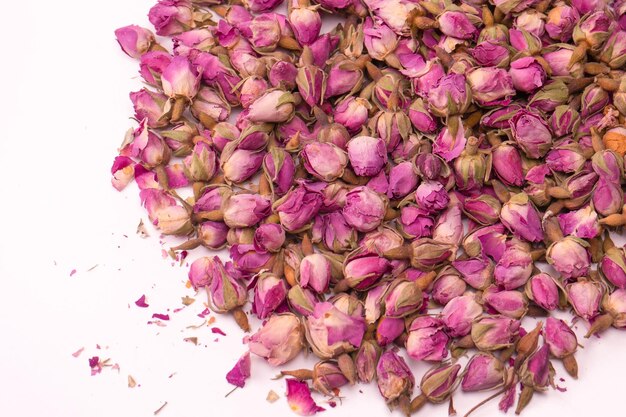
xmin=1 ymin=1 xmax=625 ymax=416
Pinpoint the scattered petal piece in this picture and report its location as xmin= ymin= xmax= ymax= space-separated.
xmin=70 ymin=269 xmax=77 ymax=277
xmin=286 ymin=379 xmax=325 ymax=416
xmin=211 ymin=327 xmax=226 ymax=336
xmin=72 ymin=347 xmax=85 ymax=358
xmin=89 ymin=356 xmax=102 ymax=376
xmin=181 ymin=296 xmax=195 ymax=306
xmin=128 ymin=375 xmax=137 ymax=388
xmin=226 ymin=352 xmax=251 ymax=388
xmin=135 ymin=295 xmax=149 ymax=308
xmin=152 ymin=313 xmax=170 ymax=321
xmin=267 ymin=390 xmax=280 ymax=403
xmin=137 ymin=219 xmax=150 ymax=238
xmin=184 ymin=337 xmax=198 ymax=345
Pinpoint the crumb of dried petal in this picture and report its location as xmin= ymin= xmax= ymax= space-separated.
xmin=137 ymin=219 xmax=149 ymax=238
xmin=211 ymin=327 xmax=226 ymax=336
xmin=181 ymin=296 xmax=195 ymax=306
xmin=152 ymin=313 xmax=170 ymax=321
xmin=72 ymin=347 xmax=84 ymax=358
xmin=128 ymin=375 xmax=137 ymax=388
xmin=69 ymin=269 xmax=77 ymax=277
xmin=267 ymin=390 xmax=280 ymax=403
xmin=135 ymin=295 xmax=149 ymax=308
xmin=184 ymin=337 xmax=198 ymax=345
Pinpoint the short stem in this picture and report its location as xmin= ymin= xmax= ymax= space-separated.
xmin=170 ymin=96 xmax=187 ymax=123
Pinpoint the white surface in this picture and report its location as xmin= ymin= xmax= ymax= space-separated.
xmin=1 ymin=1 xmax=625 ymax=416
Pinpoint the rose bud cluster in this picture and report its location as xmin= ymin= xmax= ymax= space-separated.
xmin=113 ymin=0 xmax=626 ymax=416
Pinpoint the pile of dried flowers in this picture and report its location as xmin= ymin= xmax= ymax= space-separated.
xmin=112 ymin=0 xmax=626 ymax=415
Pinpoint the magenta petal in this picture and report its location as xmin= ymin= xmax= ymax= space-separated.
xmin=152 ymin=313 xmax=170 ymax=321
xmin=135 ymin=294 xmax=149 ymax=308
xmin=226 ymin=352 xmax=251 ymax=388
xmin=286 ymin=379 xmax=325 ymax=416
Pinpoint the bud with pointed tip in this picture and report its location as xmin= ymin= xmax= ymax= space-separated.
xmin=526 ymin=273 xmax=561 ymax=311
xmin=482 ymin=286 xmax=528 ymax=319
xmin=249 ymin=313 xmax=304 ymax=366
xmin=355 ymin=340 xmax=380 ymax=383
xmin=546 ymin=237 xmax=591 ymax=280
xmin=253 ymin=272 xmax=287 ymax=320
xmin=566 ymin=280 xmax=603 ymax=320
xmin=376 ymin=350 xmax=415 ymax=409
xmin=500 ymin=193 xmax=543 ymax=243
xmin=461 ymin=353 xmax=506 ymax=392
xmin=419 ymin=363 xmax=461 ymax=404
xmin=207 ymin=257 xmax=247 ymax=313
xmin=471 ymin=315 xmax=521 ymax=351
xmin=441 ymin=294 xmax=483 ymax=337
xmin=406 ymin=316 xmax=448 ymax=362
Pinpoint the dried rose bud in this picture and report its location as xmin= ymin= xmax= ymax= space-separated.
xmin=342 ymin=186 xmax=387 ymax=233
xmin=376 ymin=317 xmax=404 ymax=347
xmin=509 ymin=57 xmax=546 ymax=94
xmin=398 ymin=206 xmax=434 ymax=239
xmin=427 ymin=74 xmax=471 ymax=117
xmin=115 ymin=25 xmax=156 ymax=58
xmin=545 ymin=317 xmax=577 ymax=358
xmin=481 ymin=104 xmax=523 ymax=129
xmin=274 ymin=185 xmax=323 ymax=232
xmin=376 ymin=350 xmax=414 ymax=408
xmin=414 ymin=153 xmax=443 ymax=181
xmin=492 ymin=143 xmax=524 ymax=187
xmin=526 ymin=273 xmax=561 ymax=311
xmin=520 ymin=343 xmax=554 ymax=389
xmin=601 ymin=246 xmax=626 ymax=289
xmin=431 ymin=205 xmax=462 ymax=246
xmin=529 ymin=79 xmax=569 ymax=112
xmin=461 ymin=353 xmax=506 ymax=392
xmin=452 ymin=257 xmax=494 ymax=290
xmin=500 ymin=193 xmax=543 ymax=243
xmin=296 ymin=60 xmax=326 ymax=108
xmin=239 ymin=76 xmax=269 ymax=109
xmin=549 ymin=105 xmax=581 ymax=138
xmin=253 ymin=272 xmax=287 ymax=320
xmin=249 ymin=313 xmax=304 ymax=366
xmin=347 ymin=136 xmax=387 ymax=177
xmin=516 ymin=9 xmax=545 ymax=36
xmin=441 ymin=294 xmax=483 ymax=337
xmin=432 ymin=268 xmax=467 ymax=305
xmin=495 ymin=243 xmax=533 ymax=290
xmin=545 ymin=143 xmax=586 ymax=174
xmin=130 ymin=88 xmax=168 ymax=129
xmin=287 ymin=285 xmax=318 ymax=317
xmin=414 ymin=181 xmax=449 ymax=214
xmin=599 ymin=30 xmax=626 ymax=70
xmin=471 ymin=41 xmax=510 ymax=67
xmin=546 ymin=237 xmax=590 ymax=280
xmin=566 ymin=280 xmax=603 ymax=320
xmin=462 ymin=195 xmax=502 ymax=226
xmin=312 ymin=212 xmax=357 ymax=253
xmin=409 ymin=98 xmax=438 ymax=133
xmin=383 ymin=279 xmax=422 ymax=318
xmin=406 ymin=316 xmax=448 ymax=362
xmin=188 ymin=257 xmax=212 ymax=290
xmin=545 ymin=4 xmax=579 ymax=41
xmin=433 ymin=121 xmax=467 ymax=162
xmin=263 ymin=148 xmax=296 ymax=196
xmin=355 ymin=340 xmax=380 ymax=383
xmin=581 ymin=84 xmax=610 ymax=118
xmin=247 ymin=90 xmax=296 ymax=123
xmin=467 ymin=67 xmax=515 ymax=107
xmin=604 ymin=289 xmax=626 ymax=328
xmin=454 ymin=137 xmax=486 ymax=191
xmin=472 ymin=315 xmax=521 ymax=352
xmin=305 ymin=302 xmax=366 ymax=359
xmin=317 ymin=122 xmax=350 ymax=150
xmin=363 ymin=17 xmax=398 ymax=62
xmin=311 ymin=360 xmax=349 ymax=397
xmin=343 ymin=253 xmax=391 ymax=290
xmin=437 ymin=10 xmax=478 ymax=40
xmin=242 ymin=0 xmax=283 ymax=13
xmin=593 ymin=178 xmax=624 ymax=217
xmin=289 ymin=3 xmax=321 ymax=46
xmin=334 ymin=96 xmax=371 ymax=133
xmin=220 ymin=147 xmax=265 ymax=184
xmin=482 ymin=285 xmax=528 ymax=319
xmin=419 ymin=363 xmax=461 ymax=404
xmin=386 ymin=161 xmax=417 ymax=199
xmin=148 ymin=0 xmax=193 ymax=36
xmin=223 ymin=194 xmax=271 ymax=228
xmin=230 ymin=244 xmax=273 ymax=273
xmin=269 ymin=60 xmax=297 ymax=90
xmin=197 ymin=221 xmax=229 ymax=250
xmin=387 ymin=238 xmax=456 ymax=271
xmin=509 ymin=109 xmax=552 ymax=159
xmin=591 ymin=150 xmax=624 ymax=182
xmin=253 ymin=224 xmax=285 ymax=253
xmin=182 ymin=141 xmax=216 ymax=182
xmin=300 ymin=254 xmax=331 ymax=294
xmin=301 ymin=142 xmax=348 ymax=182
xmin=207 ymin=257 xmax=247 ymax=313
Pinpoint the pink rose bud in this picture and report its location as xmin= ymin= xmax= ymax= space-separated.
xmin=409 ymin=98 xmax=438 ymax=133
xmin=312 ymin=212 xmax=357 ymax=253
xmin=263 ymin=148 xmax=296 ymax=196
xmin=461 ymin=353 xmax=506 ymax=392
xmin=433 ymin=204 xmax=464 ymax=245
xmin=482 ymin=285 xmax=528 ymax=319
xmin=467 ymin=67 xmax=515 ymax=107
xmin=384 ymin=279 xmax=423 ymax=318
xmin=305 ymin=302 xmax=366 ymax=359
xmin=161 ymin=55 xmax=201 ymax=100
xmin=500 ymin=193 xmax=543 ymax=243
xmin=438 ymin=11 xmax=478 ymax=40
xmin=302 ymin=142 xmax=348 ymax=182
xmin=433 ymin=120 xmax=467 ymax=162
xmin=546 ymin=237 xmax=590 ymax=280
xmin=481 ymin=104 xmax=523 ymax=129
xmin=462 ymin=195 xmax=502 ymax=226
xmin=343 ymin=254 xmax=391 ymax=290
xmin=312 ymin=360 xmax=349 ymax=396
xmin=248 ymin=14 xmax=281 ymax=51
xmin=545 ymin=317 xmax=577 ymax=358
xmin=593 ymin=178 xmax=624 ymax=216
xmin=471 ymin=41 xmax=510 ymax=67
xmin=191 ymin=86 xmax=230 ymax=123
xmin=605 ymin=289 xmax=626 ymax=328
xmin=495 ymin=244 xmax=533 ymax=290
xmin=509 ymin=28 xmax=542 ymax=54
xmin=347 ymin=136 xmax=387 ymax=177
xmin=289 ymin=4 xmax=322 ymax=46
xmin=529 ymin=80 xmax=569 ymax=112
xmin=543 ymin=46 xmax=580 ymax=77
xmin=148 ymin=0 xmax=194 ymax=36
xmin=296 ymin=59 xmax=326 ymax=108
xmin=274 ymin=185 xmax=323 ymax=232
xmin=242 ymin=0 xmax=284 ymax=13
xmin=509 ymin=57 xmax=546 ymax=93
xmin=549 ymin=105 xmax=581 ymax=138
xmin=566 ymin=280 xmax=603 ymax=320
xmin=526 ymin=273 xmax=560 ymax=311
xmin=172 ymin=27 xmax=215 ymax=56
xmin=363 ymin=17 xmax=398 ymax=62
xmin=130 ymin=89 xmax=168 ymax=129
xmin=376 ymin=350 xmax=415 ymax=406
xmin=249 ymin=313 xmax=304 ymax=366
xmin=601 ymin=246 xmax=626 ymax=289
xmin=419 ymin=363 xmax=461 ymax=403
xmin=342 ymin=186 xmax=387 ymax=232
xmin=300 ymin=254 xmax=332 ymax=294
xmin=427 ymin=74 xmax=471 ymax=117
xmin=287 ymin=285 xmax=318 ymax=317
xmin=210 ymin=122 xmax=239 ymax=153
xmin=519 ymin=344 xmax=553 ymax=393
xmin=253 ymin=272 xmax=287 ymax=319
xmin=247 ymin=90 xmax=296 ymax=123
xmin=355 ymin=340 xmax=379 ymax=383
xmin=239 ymin=77 xmax=268 ymax=109
xmin=223 ymin=194 xmax=271 ymax=228
xmin=115 ymin=25 xmax=155 ymax=59
xmin=414 ymin=153 xmax=443 ymax=181
xmin=387 ymin=162 xmax=418 ymax=199
xmin=183 ymin=141 xmax=217 ymax=182
xmin=254 ymin=224 xmax=286 ymax=253
xmin=454 ymin=139 xmax=487 ymax=192
xmin=462 ymin=224 xmax=507 ymax=260
xmin=509 ymin=110 xmax=552 ymax=159
xmin=406 ymin=316 xmax=449 ymax=361
xmin=376 ymin=316 xmax=405 ymax=346
xmin=415 ymin=181 xmax=449 ymax=214
xmin=269 ymin=60 xmax=298 ymax=90
xmin=230 ymin=243 xmax=273 ymax=273
xmin=398 ymin=206 xmax=434 ymax=239
xmin=441 ymin=294 xmax=483 ymax=337
xmin=572 ymin=0 xmax=606 ymax=14
xmin=492 ymin=143 xmax=524 ymax=187
xmin=317 ymin=123 xmax=350 ymax=150
xmin=591 ymin=150 xmax=624 ymax=182
xmin=452 ymin=257 xmax=494 ymax=290
xmin=545 ymin=4 xmax=579 ymax=41
xmin=471 ymin=315 xmax=521 ymax=351
xmin=370 ymin=110 xmax=411 ymax=152
xmin=581 ymin=84 xmax=610 ymax=118
xmin=545 ymin=143 xmax=586 ymax=174
xmin=207 ymin=257 xmax=247 ymax=313
xmin=197 ymin=221 xmax=229 ymax=250
xmin=188 ymin=257 xmax=213 ymax=289
xmin=493 ymin=0 xmax=538 ymax=14
xmin=600 ymin=30 xmax=626 ymax=69
xmin=128 ymin=123 xmax=171 ymax=168
xmin=334 ymin=96 xmax=372 ymax=134
xmin=515 ymin=9 xmax=546 ymax=36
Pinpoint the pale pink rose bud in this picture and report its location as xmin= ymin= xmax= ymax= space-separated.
xmin=161 ymin=56 xmax=201 ymax=99
xmin=438 ymin=11 xmax=478 ymax=40
xmin=604 ymin=289 xmax=626 ymax=328
xmin=413 ymin=59 xmax=445 ymax=98
xmin=361 ymin=227 xmax=404 ymax=257
xmin=296 ymin=60 xmax=326 ymax=108
xmin=481 ymin=104 xmax=523 ymax=129
xmin=463 ymin=195 xmax=502 ymax=226
xmin=601 ymin=247 xmax=626 ymax=289
xmin=372 ymin=69 xmax=410 ymax=110
xmin=210 ymin=122 xmax=239 ymax=153
xmin=197 ymin=221 xmax=229 ymax=250
xmin=420 ymin=363 xmax=461 ymax=403
xmin=515 ymin=10 xmax=546 ymax=36
xmin=398 ymin=206 xmax=434 ymax=239
xmin=248 ymin=14 xmax=281 ymax=51
xmin=249 ymin=313 xmax=304 ymax=366
xmin=239 ymin=76 xmax=268 ymax=109
xmin=247 ymin=90 xmax=296 ymax=123
xmin=242 ymin=0 xmax=284 ymax=13
xmin=172 ymin=27 xmax=215 ymax=56
xmin=384 ymin=279 xmax=423 ymax=318
xmin=312 ymin=360 xmax=349 ymax=396
xmin=130 ymin=89 xmax=168 ymax=128
xmin=307 ymin=33 xmax=339 ymax=67
xmin=529 ymin=81 xmax=569 ymax=113
xmin=191 ymin=86 xmax=230 ymax=122
xmin=452 ymin=257 xmax=494 ymax=290
xmin=183 ymin=141 xmax=217 ymax=182
xmin=500 ymin=193 xmax=543 ymax=243
xmin=433 ymin=204 xmax=464 ymax=245
xmin=600 ymin=30 xmax=626 ymax=69
xmin=547 ymin=237 xmax=590 ymax=280
xmin=207 ymin=257 xmax=247 ymax=313
xmin=581 ymin=84 xmax=610 ymax=118
xmin=433 ymin=121 xmax=467 ymax=162
xmin=253 ymin=224 xmax=285 ymax=253
xmin=376 ymin=316 xmax=404 ymax=346
xmin=334 ymin=96 xmax=371 ymax=133
xmin=269 ymin=60 xmax=298 ymax=90
xmin=519 ymin=344 xmax=553 ymax=391
xmin=495 ymin=244 xmax=533 ymax=290
xmin=311 ymin=212 xmax=357 ymax=253
xmin=572 ymin=0 xmax=607 ymax=14
xmin=492 ymin=143 xmax=524 ymax=187
xmin=545 ymin=4 xmax=579 ymax=41
xmin=471 ymin=41 xmax=510 ymax=67
xmin=461 ymin=353 xmax=506 ymax=392
xmin=545 ymin=317 xmax=577 ymax=358
xmin=406 ymin=316 xmax=448 ymax=361
xmin=305 ymin=302 xmax=366 ymax=359
xmin=343 ymin=254 xmax=391 ymax=290
xmin=526 ymin=273 xmax=560 ymax=311
xmin=289 ymin=5 xmax=322 ymax=45
xmin=549 ymin=105 xmax=580 ymax=138
xmin=287 ymin=285 xmax=318 ymax=316
xmin=363 ymin=17 xmax=398 ymax=62
xmin=509 ymin=29 xmax=542 ymax=53
xmin=387 ymin=162 xmax=418 ymax=199
xmin=263 ymin=148 xmax=296 ymax=196
xmin=432 ymin=269 xmax=467 ymax=305
xmin=593 ymin=178 xmax=624 ymax=217
xmin=441 ymin=294 xmax=482 ymax=337
xmin=415 ymin=181 xmax=449 ymax=214
xmin=300 ymin=254 xmax=332 ymax=294
xmin=591 ymin=150 xmax=624 ymax=182
xmin=471 ymin=315 xmax=521 ymax=351
xmin=509 ymin=110 xmax=552 ymax=159
xmin=482 ymin=285 xmax=528 ymax=319
xmin=130 ymin=126 xmax=172 ymax=168
xmin=302 ymin=142 xmax=348 ymax=182
xmin=543 ymin=46 xmax=578 ymax=76
xmin=427 ymin=74 xmax=471 ymax=117
xmin=342 ymin=186 xmax=387 ymax=232
xmin=230 ymin=243 xmax=273 ymax=273
xmin=369 ymin=110 xmax=411 ymax=152
xmin=347 ymin=136 xmax=387 ymax=177
xmin=355 ymin=340 xmax=379 ymax=383
xmin=115 ymin=25 xmax=155 ymax=59
xmin=316 ymin=123 xmax=350 ymax=150
xmin=188 ymin=257 xmax=212 ymax=289
xmin=545 ymin=143 xmax=586 ymax=174
xmin=467 ymin=67 xmax=515 ymax=107
xmin=509 ymin=57 xmax=546 ymax=93
xmin=253 ymin=272 xmax=287 ymax=319
xmin=274 ymin=185 xmax=323 ymax=232
xmin=223 ymin=194 xmax=271 ymax=228
xmin=566 ymin=280 xmax=603 ymax=320
xmin=409 ymin=98 xmax=438 ymax=133
xmin=376 ymin=350 xmax=415 ymax=406
xmin=365 ymin=284 xmax=388 ymax=324
xmin=148 ymin=0 xmax=194 ymax=36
